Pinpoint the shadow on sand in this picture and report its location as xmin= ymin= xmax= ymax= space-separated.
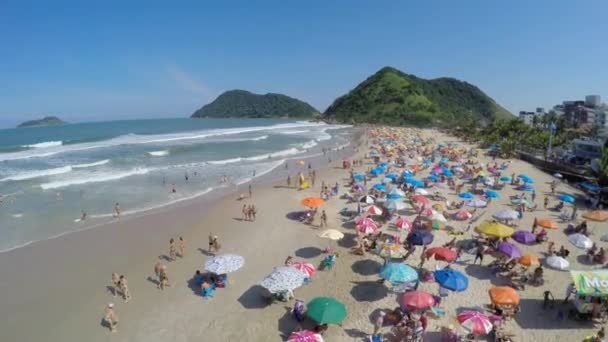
xmin=351 ymin=259 xmax=382 ymax=276
xmin=238 ymin=285 xmax=270 ymax=309
xmin=350 ymin=281 xmax=388 ymax=302
xmin=337 ymin=233 xmax=358 ymax=249
xmin=295 ymin=246 xmax=323 ymax=259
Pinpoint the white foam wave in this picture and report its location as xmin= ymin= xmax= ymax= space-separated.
xmin=277 ymin=130 xmax=310 ymax=135
xmin=249 ymin=135 xmax=268 ymax=141
xmin=236 ymin=159 xmax=286 ymax=185
xmin=22 ymin=141 xmax=63 ymax=148
xmin=11 ymin=213 xmax=23 ymax=218
xmin=148 ymin=150 xmax=169 ymax=157
xmin=72 ymin=159 xmax=110 ymax=168
xmin=207 ymin=157 xmax=243 ymax=165
xmin=0 ymin=166 xmax=73 ymax=182
xmin=40 ymin=168 xmax=152 ymax=190
xmin=207 ymin=147 xmax=303 ymax=165
xmin=299 ymin=140 xmax=318 ymax=149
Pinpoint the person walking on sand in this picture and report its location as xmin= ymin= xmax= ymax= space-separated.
xmin=250 ymin=205 xmax=257 ymax=221
xmin=212 ymin=235 xmax=221 ymax=254
xmin=103 ymin=303 xmax=118 ymax=332
xmin=154 ymin=261 xmax=164 ymax=287
xmin=114 ymin=202 xmax=121 ymax=218
xmin=287 ymin=175 xmax=291 ymax=188
xmin=320 ymin=210 xmax=328 ymax=227
xmin=178 ymin=236 xmax=186 ymax=257
xmin=208 ymin=234 xmax=216 ymax=254
xmin=248 ymin=184 xmax=252 ymax=198
xmin=373 ymin=311 xmax=386 ymax=335
xmin=473 ymin=245 xmax=485 ymax=265
xmin=159 ymin=266 xmax=170 ymax=290
xmin=118 ymin=275 xmax=131 ymax=302
xmin=544 ymin=196 xmax=549 ymax=209
xmin=169 ymin=238 xmax=177 ymax=261
xmin=111 ymin=272 xmax=120 ymax=297
xmin=242 ymin=204 xmax=248 ymax=221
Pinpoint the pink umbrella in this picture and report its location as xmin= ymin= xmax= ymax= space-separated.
xmin=457 ymin=311 xmax=493 ymax=335
xmin=366 ymin=205 xmax=383 ymax=215
xmin=291 ymin=262 xmax=316 ymax=277
xmin=420 ymin=207 xmax=434 ymax=217
xmin=454 ymin=210 xmax=472 ymax=221
xmin=395 ymin=216 xmax=412 ymax=230
xmin=356 ymin=216 xmax=376 ymax=226
xmin=412 ymin=195 xmax=429 ymax=205
xmin=358 ymin=222 xmax=379 ymax=234
xmin=287 ymin=330 xmax=324 ymax=342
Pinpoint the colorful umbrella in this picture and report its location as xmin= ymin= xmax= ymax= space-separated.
xmin=359 ymin=195 xmax=376 ymax=204
xmin=356 ymin=216 xmax=376 ymax=226
xmin=429 ymin=212 xmax=447 ymax=223
xmin=301 ymin=197 xmax=326 ymax=208
xmin=488 ymin=286 xmax=520 ymax=306
xmin=493 ymin=209 xmax=519 ymax=221
xmin=497 ymin=242 xmax=522 ymax=259
xmin=457 ymin=311 xmax=493 ymax=336
xmin=583 ymin=210 xmax=608 ymax=222
xmin=400 ymin=291 xmax=435 ymax=310
xmin=518 ymin=254 xmax=539 ymax=266
xmin=353 ymin=174 xmax=365 ymax=181
xmin=204 ymin=254 xmax=245 ymax=274
xmin=306 ymin=297 xmax=347 ymax=324
xmin=559 ymin=194 xmax=575 ymax=204
xmin=287 ymin=331 xmax=324 ymax=342
xmin=459 ymin=192 xmax=474 ymax=199
xmin=366 ymin=205 xmax=384 ymax=215
xmin=546 ymin=255 xmax=569 ymax=270
xmin=477 ymin=222 xmax=514 ymax=238
xmin=318 ymin=229 xmax=344 ymax=240
xmin=425 ymin=247 xmax=457 ymax=262
xmin=358 ymin=222 xmax=378 ymax=234
xmin=485 ymin=190 xmax=499 ymax=199
xmin=373 ymin=184 xmax=387 ymax=192
xmin=376 ymin=242 xmax=405 ymax=258
xmin=434 ymin=269 xmax=468 ymax=291
xmin=260 ymin=267 xmax=307 ymax=293
xmin=568 ymin=233 xmax=593 ymax=249
xmin=511 ymin=230 xmax=537 ymax=245
xmin=379 ymin=263 xmax=418 ymax=284
xmin=412 ymin=195 xmax=429 ymax=205
xmin=454 ymin=210 xmax=472 ymax=220
xmin=291 ymin=262 xmax=316 ymax=277
xmin=536 ymin=219 xmax=558 ymax=229
xmin=419 ymin=207 xmax=434 ymax=217
xmin=499 ymin=176 xmax=512 ymax=182
xmin=407 ymin=231 xmax=434 ymax=246
xmin=395 ymin=216 xmax=412 ymax=230
xmin=426 ymin=220 xmax=446 ymax=230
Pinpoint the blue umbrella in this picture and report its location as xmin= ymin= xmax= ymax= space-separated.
xmin=440 ymin=157 xmax=449 ymax=164
xmin=485 ymin=190 xmax=499 ymax=198
xmin=387 ymin=193 xmax=402 ymax=200
xmin=410 ymin=180 xmax=425 ymax=188
xmin=500 ymin=176 xmax=512 ymax=182
xmin=518 ymin=174 xmax=529 ymax=179
xmin=443 ymin=170 xmax=454 ymax=177
xmin=386 ymin=173 xmax=398 ymax=180
xmin=520 ymin=184 xmax=534 ymax=192
xmin=402 ymin=171 xmax=413 ymax=177
xmin=379 ymin=263 xmax=418 ymax=284
xmin=522 ymin=177 xmax=534 ymax=184
xmin=373 ymin=184 xmax=387 ymax=192
xmin=378 ymin=162 xmax=389 ymax=167
xmin=559 ymin=194 xmax=575 ymax=204
xmin=428 ymin=175 xmax=440 ymax=182
xmin=459 ymin=192 xmax=474 ymax=199
xmin=406 ymin=231 xmax=434 ymax=246
xmin=434 ymin=269 xmax=468 ymax=292
xmin=353 ymin=174 xmax=365 ymax=181
xmin=423 ymin=160 xmax=432 ymax=165
xmin=370 ymin=169 xmax=382 ymax=176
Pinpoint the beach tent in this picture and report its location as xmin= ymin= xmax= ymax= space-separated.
xmin=570 ymin=270 xmax=608 ymax=296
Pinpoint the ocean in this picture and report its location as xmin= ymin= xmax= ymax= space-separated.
xmin=0 ymin=118 xmax=353 ymax=252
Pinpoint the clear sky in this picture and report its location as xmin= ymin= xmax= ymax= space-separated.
xmin=1 ymin=0 xmax=607 ymax=127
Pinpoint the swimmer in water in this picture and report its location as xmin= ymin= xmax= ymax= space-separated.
xmin=80 ymin=210 xmax=87 ymax=221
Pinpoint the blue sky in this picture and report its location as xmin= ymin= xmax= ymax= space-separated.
xmin=1 ymin=0 xmax=607 ymax=127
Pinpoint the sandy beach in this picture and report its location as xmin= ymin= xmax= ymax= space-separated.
xmin=0 ymin=127 xmax=604 ymax=342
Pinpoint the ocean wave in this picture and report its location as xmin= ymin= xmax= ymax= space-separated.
xmin=236 ymin=159 xmax=286 ymax=185
xmin=22 ymin=140 xmax=63 ymax=148
xmin=277 ymin=130 xmax=310 ymax=135
xmin=40 ymin=168 xmax=152 ymax=190
xmin=72 ymin=159 xmax=110 ymax=168
xmin=0 ymin=166 xmax=73 ymax=182
xmin=207 ymin=147 xmax=303 ymax=165
xmin=299 ymin=140 xmax=318 ymax=149
xmin=148 ymin=150 xmax=169 ymax=157
xmin=207 ymin=157 xmax=244 ymax=165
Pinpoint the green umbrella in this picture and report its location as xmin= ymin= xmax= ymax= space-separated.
xmin=306 ymin=297 xmax=347 ymax=324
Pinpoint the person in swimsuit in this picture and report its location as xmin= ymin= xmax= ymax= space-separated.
xmin=103 ymin=303 xmax=118 ymax=332
xmin=118 ymin=275 xmax=131 ymax=302
xmin=178 ymin=236 xmax=186 ymax=257
xmin=111 ymin=273 xmax=120 ymax=297
xmin=169 ymin=238 xmax=177 ymax=261
xmin=114 ymin=203 xmax=121 ymax=218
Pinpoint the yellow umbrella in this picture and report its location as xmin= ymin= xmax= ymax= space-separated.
xmin=296 ymin=160 xmax=305 ymax=166
xmin=318 ymin=229 xmax=344 ymax=240
xmin=476 ymin=222 xmax=514 ymax=238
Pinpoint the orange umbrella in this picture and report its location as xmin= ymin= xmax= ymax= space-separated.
xmin=425 ymin=247 xmax=457 ymax=262
xmin=412 ymin=195 xmax=429 ymax=205
xmin=488 ymin=286 xmax=520 ymax=306
xmin=518 ymin=254 xmax=539 ymax=266
xmin=583 ymin=210 xmax=608 ymax=222
xmin=536 ymin=218 xmax=558 ymax=229
xmin=426 ymin=220 xmax=446 ymax=230
xmin=300 ymin=197 xmax=325 ymax=208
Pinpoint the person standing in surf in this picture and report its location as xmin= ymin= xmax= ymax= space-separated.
xmin=114 ymin=203 xmax=121 ymax=218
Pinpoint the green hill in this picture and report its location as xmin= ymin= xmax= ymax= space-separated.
xmin=191 ymin=90 xmax=319 ymax=119
xmin=324 ymin=66 xmax=512 ymax=126
xmin=17 ymin=116 xmax=66 ymax=128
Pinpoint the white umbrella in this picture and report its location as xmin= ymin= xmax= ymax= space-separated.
xmin=546 ymin=255 xmax=569 ymax=270
xmin=204 ymin=254 xmax=245 ymax=274
xmin=318 ymin=229 xmax=344 ymax=240
xmin=359 ymin=195 xmax=376 ymax=204
xmin=260 ymin=266 xmax=307 ymax=293
xmin=414 ymin=188 xmax=429 ymax=195
xmin=493 ymin=209 xmax=519 ymax=221
xmin=568 ymin=234 xmax=593 ymax=249
xmin=389 ymin=189 xmax=406 ymax=197
xmin=465 ymin=199 xmax=487 ymax=208
xmin=484 ymin=178 xmax=495 ymax=187
xmin=385 ymin=200 xmax=407 ymax=211
xmin=429 ymin=212 xmax=447 ymax=223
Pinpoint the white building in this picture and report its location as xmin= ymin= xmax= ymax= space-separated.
xmin=518 ymin=111 xmax=535 ymax=125
xmin=586 ymin=95 xmax=601 ymax=108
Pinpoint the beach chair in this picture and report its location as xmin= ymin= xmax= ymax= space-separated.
xmin=323 ymin=255 xmax=336 ymax=270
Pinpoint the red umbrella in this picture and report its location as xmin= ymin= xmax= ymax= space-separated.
xmin=425 ymin=247 xmax=457 ymax=262
xmin=366 ymin=205 xmax=383 ymax=215
xmin=395 ymin=216 xmax=412 ymax=230
xmin=358 ymin=222 xmax=378 ymax=234
xmin=400 ymin=290 xmax=435 ymax=310
xmin=356 ymin=216 xmax=376 ymax=226
xmin=412 ymin=195 xmax=429 ymax=205
xmin=420 ymin=207 xmax=434 ymax=217
xmin=454 ymin=210 xmax=472 ymax=221
xmin=291 ymin=262 xmax=316 ymax=277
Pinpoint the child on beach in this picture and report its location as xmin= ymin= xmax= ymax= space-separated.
xmin=103 ymin=303 xmax=118 ymax=333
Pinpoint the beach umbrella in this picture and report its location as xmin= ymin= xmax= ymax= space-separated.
xmin=356 ymin=216 xmax=376 ymax=226
xmin=376 ymin=242 xmax=406 ymax=259
xmin=387 ymin=189 xmax=405 ymax=199
xmin=519 ymin=184 xmax=534 ymax=192
xmin=318 ymin=229 xmax=344 ymax=240
xmin=454 ymin=210 xmax=472 ymax=221
xmin=517 ymin=173 xmax=529 ymax=179
xmin=512 ymin=231 xmax=537 ymax=245
xmin=291 ymin=262 xmax=316 ymax=277
xmin=431 ymin=167 xmax=444 ymax=174
xmin=426 ymin=220 xmax=446 ymax=231
xmin=382 ymin=177 xmax=393 ymax=184
xmin=366 ymin=205 xmax=384 ymax=215
xmin=411 ymin=180 xmax=425 ymax=188
xmin=568 ymin=233 xmax=593 ymax=249
xmin=427 ymin=175 xmax=440 ymax=182
xmin=204 ymin=254 xmax=245 ymax=274
xmin=518 ymin=254 xmax=539 ymax=267
xmin=373 ymin=184 xmax=387 ymax=192
xmin=536 ymin=218 xmax=558 ymax=229
xmin=379 ymin=263 xmax=418 ymax=284
xmin=488 ymin=286 xmax=520 ymax=306
xmin=444 ymin=170 xmax=454 ymax=177
xmin=497 ymin=242 xmax=522 ymax=259
xmin=522 ymin=177 xmax=534 ymax=184
xmin=407 ymin=231 xmax=434 ymax=246
xmin=414 ymin=188 xmax=429 ymax=196
xmin=465 ymin=199 xmax=487 ymax=208
xmin=358 ymin=222 xmax=379 ymax=234
xmin=400 ymin=291 xmax=435 ymax=310
xmin=485 ymin=190 xmax=499 ymax=199
xmin=499 ymin=176 xmax=512 ymax=182
xmin=306 ymin=297 xmax=347 ymax=325
xmin=260 ymin=267 xmax=307 ymax=293
xmin=412 ymin=195 xmax=429 ymax=205
xmin=287 ymin=330 xmax=324 ymax=342
xmin=359 ymin=195 xmax=376 ymax=204
xmin=386 ymin=173 xmax=399 ymax=180
xmin=395 ymin=216 xmax=412 ymax=230
xmin=546 ymin=255 xmax=569 ymax=270
xmin=583 ymin=210 xmax=608 ymax=222
xmin=434 ymin=269 xmax=468 ymax=292
xmin=559 ymin=194 xmax=575 ymax=204
xmin=300 ymin=197 xmax=326 ymax=208
xmin=492 ymin=209 xmax=519 ymax=221
xmin=459 ymin=192 xmax=474 ymax=199
xmin=457 ymin=311 xmax=493 ymax=336
xmin=423 ymin=159 xmax=432 ymax=165
xmin=453 ymin=166 xmax=464 ymax=173
xmin=477 ymin=222 xmax=514 ymax=238
xmin=385 ymin=200 xmax=407 ymax=211
xmin=420 ymin=207 xmax=434 ymax=217
xmin=425 ymin=247 xmax=457 ymax=262
xmin=429 ymin=212 xmax=447 ymax=223
xmin=296 ymin=160 xmax=305 ymax=166
xmin=353 ymin=174 xmax=366 ymax=181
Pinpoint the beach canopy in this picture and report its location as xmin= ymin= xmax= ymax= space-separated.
xmin=379 ymin=263 xmax=418 ymax=284
xmin=407 ymin=231 xmax=434 ymax=246
xmin=493 ymin=209 xmax=519 ymax=221
xmin=204 ymin=254 xmax=245 ymax=274
xmin=485 ymin=190 xmax=500 ymax=199
xmin=497 ymin=242 xmax=522 ymax=259
xmin=395 ymin=216 xmax=412 ymax=230
xmin=512 ymin=231 xmax=537 ymax=245
xmin=583 ymin=210 xmax=608 ymax=222
xmin=568 ymin=233 xmax=593 ymax=249
xmin=306 ymin=297 xmax=347 ymax=325
xmin=518 ymin=254 xmax=539 ymax=266
xmin=434 ymin=269 xmax=468 ymax=292
xmin=385 ymin=200 xmax=407 ymax=211
xmin=570 ymin=270 xmax=608 ymax=296
xmin=300 ymin=197 xmax=326 ymax=208
xmin=559 ymin=194 xmax=575 ymax=204
xmin=536 ymin=218 xmax=558 ymax=229
xmin=425 ymin=247 xmax=457 ymax=262
xmin=359 ymin=195 xmax=376 ymax=204
xmin=457 ymin=311 xmax=493 ymax=336
xmin=260 ymin=267 xmax=307 ymax=293
xmin=400 ymin=290 xmax=435 ymax=310
xmin=318 ymin=229 xmax=344 ymax=240
xmin=546 ymin=255 xmax=569 ymax=270
xmin=465 ymin=199 xmax=487 ymax=208
xmin=412 ymin=195 xmax=429 ymax=205
xmin=366 ymin=205 xmax=383 ymax=215
xmin=477 ymin=222 xmax=514 ymax=238
xmin=287 ymin=330 xmax=324 ymax=342
xmin=459 ymin=192 xmax=474 ymax=199
xmin=488 ymin=286 xmax=520 ymax=306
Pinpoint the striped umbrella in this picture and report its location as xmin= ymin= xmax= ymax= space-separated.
xmin=376 ymin=242 xmax=405 ymax=258
xmin=420 ymin=207 xmax=434 ymax=217
xmin=291 ymin=262 xmax=316 ymax=277
xmin=287 ymin=330 xmax=324 ymax=342
xmin=412 ymin=195 xmax=429 ymax=205
xmin=457 ymin=311 xmax=493 ymax=336
xmin=454 ymin=210 xmax=472 ymax=220
xmin=395 ymin=216 xmax=412 ymax=230
xmin=358 ymin=222 xmax=379 ymax=234
xmin=366 ymin=205 xmax=384 ymax=215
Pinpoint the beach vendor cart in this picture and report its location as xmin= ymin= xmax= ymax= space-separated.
xmin=569 ymin=270 xmax=608 ymax=322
